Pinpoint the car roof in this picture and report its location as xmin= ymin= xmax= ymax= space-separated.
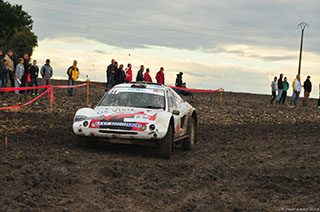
xmin=113 ymin=82 xmax=169 ymax=91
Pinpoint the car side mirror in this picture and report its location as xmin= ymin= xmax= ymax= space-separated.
xmin=172 ymin=110 xmax=180 ymax=116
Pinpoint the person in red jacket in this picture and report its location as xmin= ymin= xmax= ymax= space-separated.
xmin=125 ymin=63 xmax=132 ymax=82
xmin=144 ymin=68 xmax=152 ymax=82
xmin=155 ymin=67 xmax=165 ymax=84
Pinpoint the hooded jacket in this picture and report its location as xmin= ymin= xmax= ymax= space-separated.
xmin=271 ymin=80 xmax=277 ymax=92
xmin=136 ymin=69 xmax=144 ymax=81
xmin=144 ymin=72 xmax=152 ymax=82
xmin=15 ymin=63 xmax=25 ymax=79
xmin=277 ymin=77 xmax=283 ymax=89
xmin=156 ymin=71 xmax=165 ymax=84
xmin=175 ymin=74 xmax=183 ymax=87
xmin=67 ymin=65 xmax=79 ymax=82
xmin=4 ymin=54 xmax=14 ymax=71
xmin=303 ymin=79 xmax=312 ymax=93
xmin=40 ymin=64 xmax=53 ymax=79
xmin=283 ymin=81 xmax=289 ymax=92
xmin=125 ymin=67 xmax=132 ymax=82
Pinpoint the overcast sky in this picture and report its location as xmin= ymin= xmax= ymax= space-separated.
xmin=8 ymin=0 xmax=320 ymax=97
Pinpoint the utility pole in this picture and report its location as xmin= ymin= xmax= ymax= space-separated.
xmin=297 ymin=22 xmax=309 ymax=76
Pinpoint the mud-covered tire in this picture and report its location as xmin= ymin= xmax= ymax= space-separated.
xmin=182 ymin=117 xmax=196 ymax=151
xmin=159 ymin=124 xmax=173 ymax=159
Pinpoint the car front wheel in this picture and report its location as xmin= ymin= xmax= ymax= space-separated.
xmin=182 ymin=117 xmax=196 ymax=150
xmin=159 ymin=123 xmax=173 ymax=159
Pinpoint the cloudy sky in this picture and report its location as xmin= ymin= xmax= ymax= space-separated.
xmin=8 ymin=0 xmax=320 ymax=97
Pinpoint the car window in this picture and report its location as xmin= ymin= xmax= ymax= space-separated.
xmin=167 ymin=90 xmax=177 ymax=112
xmin=99 ymin=88 xmax=165 ymax=109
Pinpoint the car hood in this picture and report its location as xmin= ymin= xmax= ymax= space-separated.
xmin=78 ymin=106 xmax=166 ymax=123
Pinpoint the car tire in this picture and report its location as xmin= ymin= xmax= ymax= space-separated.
xmin=159 ymin=123 xmax=173 ymax=159
xmin=182 ymin=117 xmax=196 ymax=151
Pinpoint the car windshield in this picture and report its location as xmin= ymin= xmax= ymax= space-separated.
xmin=99 ymin=88 xmax=166 ymax=109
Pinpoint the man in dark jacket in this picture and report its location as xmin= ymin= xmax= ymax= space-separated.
xmin=0 ymin=59 xmax=10 ymax=89
xmin=303 ymin=76 xmax=312 ymax=106
xmin=175 ymin=72 xmax=183 ymax=87
xmin=136 ymin=65 xmax=145 ymax=81
xmin=114 ymin=64 xmax=126 ymax=85
xmin=276 ymin=73 xmax=283 ymax=103
xmin=106 ymin=59 xmax=116 ymax=88
xmin=29 ymin=59 xmax=39 ymax=95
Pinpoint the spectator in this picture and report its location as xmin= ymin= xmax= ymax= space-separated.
xmin=0 ymin=59 xmax=10 ymax=89
xmin=293 ymin=75 xmax=302 ymax=107
xmin=40 ymin=59 xmax=53 ymax=86
xmin=15 ymin=58 xmax=25 ymax=95
xmin=276 ymin=73 xmax=284 ymax=103
xmin=156 ymin=67 xmax=165 ymax=84
xmin=0 ymin=51 xmax=4 ymax=85
xmin=0 ymin=51 xmax=3 ymax=66
xmin=175 ymin=72 xmax=183 ymax=87
xmin=144 ymin=68 xmax=152 ymax=82
xmin=21 ymin=53 xmax=29 ymax=93
xmin=180 ymin=82 xmax=194 ymax=99
xmin=280 ymin=77 xmax=289 ymax=105
xmin=67 ymin=60 xmax=79 ymax=96
xmin=303 ymin=76 xmax=312 ymax=107
xmin=106 ymin=59 xmax=116 ymax=88
xmin=290 ymin=75 xmax=298 ymax=105
xmin=270 ymin=76 xmax=277 ymax=105
xmin=125 ymin=63 xmax=132 ymax=83
xmin=136 ymin=65 xmax=145 ymax=81
xmin=29 ymin=59 xmax=39 ymax=95
xmin=115 ymin=64 xmax=126 ymax=85
xmin=4 ymin=50 xmax=14 ymax=87
xmin=120 ymin=64 xmax=126 ymax=84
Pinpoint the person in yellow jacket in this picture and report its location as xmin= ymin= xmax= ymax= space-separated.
xmin=67 ymin=60 xmax=79 ymax=96
xmin=290 ymin=75 xmax=298 ymax=105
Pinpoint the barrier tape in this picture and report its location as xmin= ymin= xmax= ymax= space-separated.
xmin=0 ymin=88 xmax=51 ymax=110
xmin=0 ymin=81 xmax=224 ymax=110
xmin=168 ymin=85 xmax=224 ymax=93
xmin=0 ymin=85 xmax=50 ymax=92
xmin=89 ymin=82 xmax=109 ymax=90
xmin=53 ymin=83 xmax=88 ymax=89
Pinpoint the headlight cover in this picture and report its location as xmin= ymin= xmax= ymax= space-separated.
xmin=74 ymin=115 xmax=88 ymax=122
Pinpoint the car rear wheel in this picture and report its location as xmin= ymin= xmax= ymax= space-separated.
xmin=182 ymin=117 xmax=196 ymax=151
xmin=159 ymin=124 xmax=173 ymax=159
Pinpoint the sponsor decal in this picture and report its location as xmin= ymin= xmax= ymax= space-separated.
xmin=96 ymin=122 xmax=142 ymax=128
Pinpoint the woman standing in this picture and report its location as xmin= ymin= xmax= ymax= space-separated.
xmin=15 ymin=58 xmax=25 ymax=95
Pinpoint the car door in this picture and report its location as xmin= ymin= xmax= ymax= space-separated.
xmin=171 ymin=89 xmax=190 ymax=137
xmin=167 ymin=89 xmax=185 ymax=138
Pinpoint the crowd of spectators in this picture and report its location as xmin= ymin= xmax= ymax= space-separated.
xmin=270 ymin=73 xmax=312 ymax=107
xmin=0 ymin=50 xmax=54 ymax=95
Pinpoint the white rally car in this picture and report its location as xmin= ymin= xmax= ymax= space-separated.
xmin=73 ymin=82 xmax=197 ymax=158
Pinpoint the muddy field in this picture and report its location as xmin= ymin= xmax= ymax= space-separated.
xmin=0 ymin=80 xmax=320 ymax=212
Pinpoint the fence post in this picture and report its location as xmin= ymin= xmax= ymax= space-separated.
xmin=86 ymin=79 xmax=90 ymax=106
xmin=49 ymin=86 xmax=53 ymax=111
xmin=219 ymin=88 xmax=223 ymax=105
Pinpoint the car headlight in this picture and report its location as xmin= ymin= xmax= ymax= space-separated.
xmin=74 ymin=115 xmax=88 ymax=122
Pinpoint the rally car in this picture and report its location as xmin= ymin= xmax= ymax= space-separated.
xmin=73 ymin=82 xmax=197 ymax=159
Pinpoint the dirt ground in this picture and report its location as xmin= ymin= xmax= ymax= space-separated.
xmin=0 ymin=80 xmax=319 ymax=212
